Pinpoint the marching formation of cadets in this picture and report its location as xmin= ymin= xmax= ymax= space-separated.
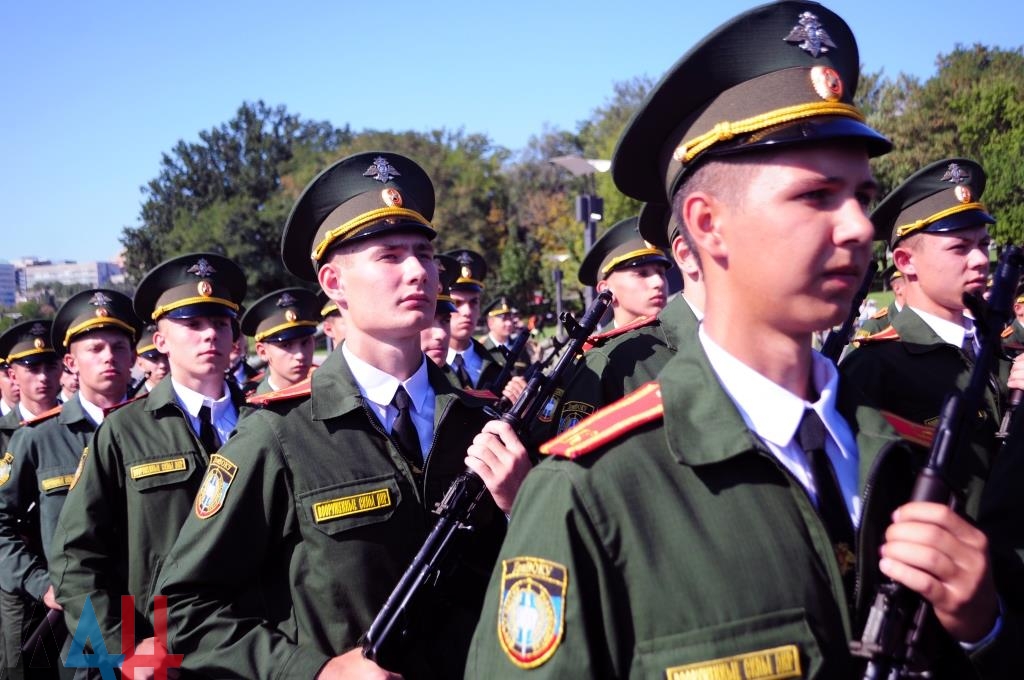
xmin=2 ymin=2 xmax=1024 ymax=679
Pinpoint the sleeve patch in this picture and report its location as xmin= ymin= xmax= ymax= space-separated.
xmin=0 ymin=452 xmax=13 ymax=487
xmin=498 ymin=557 xmax=567 ymax=669
xmin=194 ymin=454 xmax=238 ymax=519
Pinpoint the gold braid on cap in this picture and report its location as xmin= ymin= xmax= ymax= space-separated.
xmin=601 ymin=247 xmax=667 ymax=276
xmin=673 ymin=102 xmax=863 ymax=164
xmin=7 ymin=347 xmax=53 ymax=363
xmin=893 ymin=202 xmax=987 ymax=240
xmin=255 ymin=320 xmax=318 ymax=343
xmin=63 ymin=317 xmax=137 ymax=348
xmin=311 ymin=207 xmax=432 ymax=262
xmin=151 ymin=296 xmax=240 ymax=321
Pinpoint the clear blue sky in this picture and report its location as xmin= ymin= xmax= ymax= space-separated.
xmin=2 ymin=0 xmax=1021 ymax=263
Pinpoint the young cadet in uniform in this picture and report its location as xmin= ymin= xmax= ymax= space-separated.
xmin=0 ymin=290 xmax=140 ymax=680
xmin=855 ymin=265 xmax=905 ymax=340
xmin=0 ymin=357 xmax=20 ymax=417
xmin=240 ymin=287 xmax=320 ymax=395
xmin=1002 ymin=283 xmax=1024 ymax=355
xmin=422 ymin=254 xmax=460 ymax=379
xmin=129 ymin=325 xmax=170 ymax=398
xmin=466 ymin=3 xmax=1011 ymax=678
xmin=483 ymin=297 xmax=515 ymax=355
xmin=583 ymin=216 xmax=670 ymax=329
xmin=56 ymin=367 xmax=78 ymax=406
xmin=48 ymin=253 xmax=249 ymax=670
xmin=319 ymin=291 xmax=346 ymax=351
xmin=841 ymin=158 xmax=1024 ymax=539
xmin=536 ymin=207 xmax=699 ymax=438
xmin=445 ymin=249 xmax=503 ymax=390
xmin=0 ymin=321 xmax=61 ymax=679
xmin=157 ymin=151 xmax=531 ymax=679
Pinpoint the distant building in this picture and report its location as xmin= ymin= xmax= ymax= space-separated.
xmin=20 ymin=260 xmax=123 ymax=293
xmin=0 ymin=262 xmax=16 ymax=307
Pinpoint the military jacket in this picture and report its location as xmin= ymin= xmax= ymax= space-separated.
xmin=0 ymin=396 xmax=95 ymax=600
xmin=840 ymin=307 xmax=1009 ymax=520
xmin=468 ymin=337 xmax=504 ymax=391
xmin=856 ymin=302 xmax=897 ymax=339
xmin=157 ymin=349 xmax=506 ymax=680
xmin=0 ymin=408 xmax=21 ymax=463
xmin=48 ymin=378 xmax=251 ymax=651
xmin=466 ymin=339 xmax=1017 ymax=679
xmin=536 ymin=296 xmax=696 ymax=442
xmin=1002 ymin=319 xmax=1024 ymax=356
xmin=254 ymin=373 xmax=274 ymax=395
xmin=483 ymin=335 xmax=529 ymax=378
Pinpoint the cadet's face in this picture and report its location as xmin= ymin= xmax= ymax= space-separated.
xmin=601 ymin=264 xmax=668 ymax=323
xmin=421 ymin=313 xmax=452 ymax=367
xmin=486 ymin=313 xmax=514 ymax=343
xmin=256 ymin=335 xmax=315 ymax=385
xmin=10 ymin=359 xmax=61 ymax=406
xmin=66 ymin=329 xmax=135 ymax=397
xmin=328 ymin=234 xmax=437 ymax=340
xmin=450 ymin=290 xmax=481 ymax=342
xmin=61 ymin=366 xmax=79 ymax=393
xmin=136 ymin=353 xmax=170 ymax=384
xmin=0 ymin=367 xmax=19 ymax=404
xmin=711 ymin=144 xmax=877 ymax=335
xmin=322 ymin=315 xmax=345 ymax=343
xmin=154 ymin=316 xmax=234 ymax=380
xmin=898 ymin=227 xmax=991 ymax=314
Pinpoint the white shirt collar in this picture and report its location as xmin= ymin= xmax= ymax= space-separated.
xmin=170 ymin=378 xmax=232 ymax=419
xmin=342 ymin=343 xmax=431 ymax=413
xmin=78 ymin=393 xmax=106 ymax=426
xmin=908 ymin=306 xmax=970 ymax=348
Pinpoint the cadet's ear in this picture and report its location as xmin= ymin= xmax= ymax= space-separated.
xmin=63 ymin=351 xmax=78 ymax=376
xmin=892 ymin=246 xmax=915 ymax=279
xmin=681 ymin=191 xmax=726 ymax=261
xmin=317 ymin=259 xmax=346 ymax=310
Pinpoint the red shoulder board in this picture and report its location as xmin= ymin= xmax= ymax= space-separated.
xmin=462 ymin=388 xmax=498 ymax=401
xmin=104 ymin=393 xmax=147 ymax=417
xmin=857 ymin=325 xmax=900 ymax=344
xmin=870 ymin=307 xmax=889 ymax=320
xmin=247 ymin=377 xmax=312 ymax=406
xmin=583 ymin=315 xmax=657 ymax=352
xmin=1001 ymin=325 xmax=1014 ymax=339
xmin=881 ymin=410 xmax=935 ymax=449
xmin=25 ymin=404 xmax=62 ymax=425
xmin=540 ymin=381 xmax=664 ymax=459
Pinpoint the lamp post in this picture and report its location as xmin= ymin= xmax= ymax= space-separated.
xmin=549 ymin=156 xmax=610 ymax=307
xmin=549 ymin=253 xmax=571 ymax=341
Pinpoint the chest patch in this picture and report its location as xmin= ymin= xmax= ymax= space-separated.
xmin=130 ymin=457 xmax=187 ymax=479
xmin=556 ymin=401 xmax=595 ymax=435
xmin=664 ymin=644 xmax=802 ymax=679
xmin=312 ymin=488 xmax=392 ymax=523
xmin=0 ymin=452 xmax=12 ymax=487
xmin=498 ymin=557 xmax=567 ymax=669
xmin=41 ymin=475 xmax=75 ymax=491
xmin=194 ymin=454 xmax=237 ymax=519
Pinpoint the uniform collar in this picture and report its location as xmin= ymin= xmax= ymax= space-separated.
xmin=341 ymin=342 xmax=431 ymax=414
xmin=169 ymin=377 xmax=233 ymax=421
xmin=72 ymin=393 xmax=105 ymax=427
xmin=906 ymin=305 xmax=970 ymax=348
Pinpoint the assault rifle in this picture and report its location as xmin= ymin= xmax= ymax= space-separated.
xmin=361 ymin=291 xmax=613 ymax=669
xmin=850 ymin=245 xmax=1023 ymax=679
xmin=484 ymin=325 xmax=535 ymax=401
xmin=821 ymin=260 xmax=878 ymax=363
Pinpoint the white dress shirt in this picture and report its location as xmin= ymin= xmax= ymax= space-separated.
xmin=699 ymin=327 xmax=861 ymax=525
xmin=171 ymin=379 xmax=238 ymax=446
xmin=344 ymin=343 xmax=436 ymax=461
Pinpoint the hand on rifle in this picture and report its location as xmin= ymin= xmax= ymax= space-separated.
xmin=43 ymin=584 xmax=62 ymax=611
xmin=879 ymin=502 xmax=999 ymax=644
xmin=501 ymin=376 xmax=527 ymax=406
xmin=1008 ymin=354 xmax=1024 ymax=391
xmin=465 ymin=420 xmax=531 ymax=515
xmin=319 ymin=648 xmax=402 ymax=679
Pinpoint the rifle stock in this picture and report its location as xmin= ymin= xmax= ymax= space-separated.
xmin=360 ymin=292 xmax=613 ymax=670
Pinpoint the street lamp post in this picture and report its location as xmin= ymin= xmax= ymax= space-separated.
xmin=550 ymin=156 xmax=610 ymax=307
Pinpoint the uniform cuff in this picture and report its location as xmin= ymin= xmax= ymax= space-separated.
xmin=959 ymin=597 xmax=1003 ymax=652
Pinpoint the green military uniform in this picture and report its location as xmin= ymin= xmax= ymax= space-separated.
xmin=467 ymin=338 xmax=1017 ymax=678
xmin=49 ymin=254 xmax=249 ymax=653
xmin=241 ymin=287 xmax=320 ymax=398
xmin=445 ymin=249 xmax=505 ymax=391
xmin=537 ymin=295 xmax=697 ymax=441
xmin=1002 ymin=319 xmax=1024 ymax=356
xmin=157 ymin=151 xmax=509 ymax=679
xmin=158 ymin=349 xmax=505 ymax=679
xmin=857 ymin=301 xmax=896 ymax=338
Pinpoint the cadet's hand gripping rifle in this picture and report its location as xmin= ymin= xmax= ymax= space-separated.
xmin=850 ymin=246 xmax=1023 ymax=679
xmin=361 ymin=291 xmax=613 ymax=669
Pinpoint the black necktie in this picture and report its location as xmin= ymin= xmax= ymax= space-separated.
xmin=452 ymin=354 xmax=472 ymax=388
xmin=391 ymin=386 xmax=422 ymax=471
xmin=797 ymin=409 xmax=856 ymax=600
xmin=198 ymin=405 xmax=221 ymax=454
xmin=962 ymin=328 xmax=978 ymax=363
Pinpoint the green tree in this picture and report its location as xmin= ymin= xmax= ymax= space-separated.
xmin=121 ymin=101 xmax=351 ymax=296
